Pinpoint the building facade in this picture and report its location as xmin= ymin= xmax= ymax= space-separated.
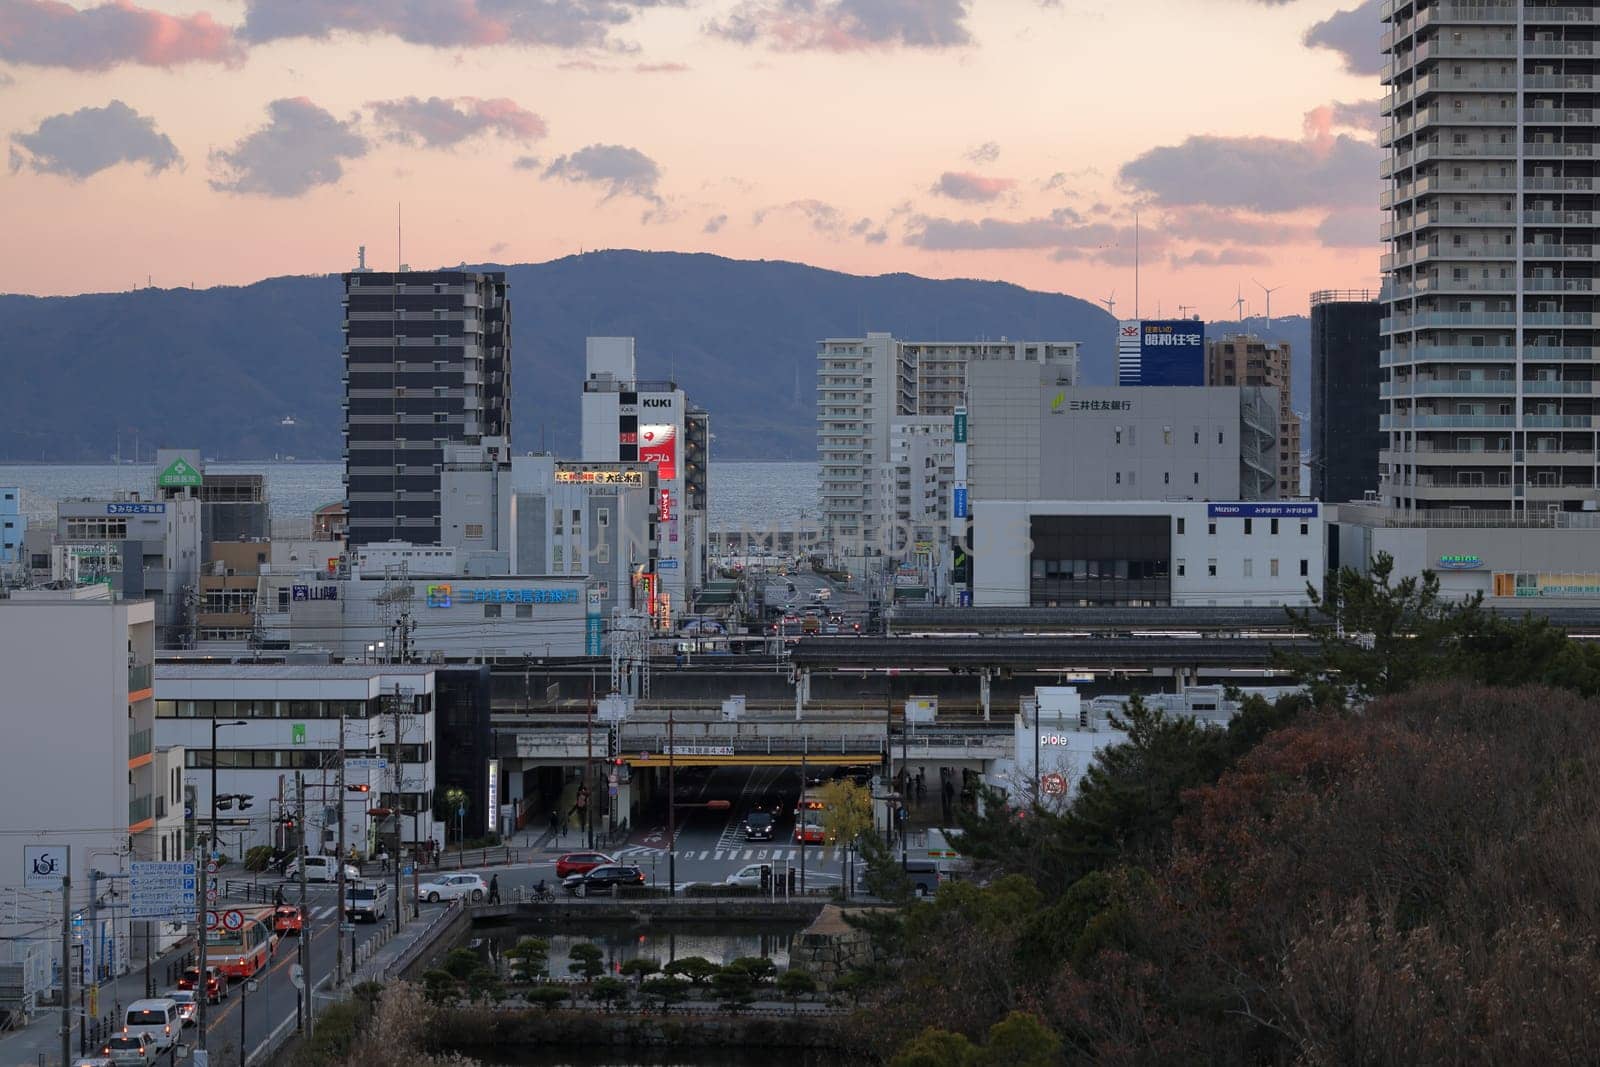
xmin=55 ymin=493 xmax=201 ymax=646
xmin=0 ymin=588 xmax=185 ymax=990
xmin=972 ymin=499 xmax=1324 ymax=607
xmin=1207 ymin=335 xmax=1302 ymax=498
xmin=1311 ymin=290 xmax=1384 ymax=503
xmin=342 ymin=269 xmax=510 ymax=546
xmin=967 ymin=363 xmax=1279 ymax=503
xmin=818 ymin=334 xmax=1080 ymax=561
xmin=1381 ymin=3 xmax=1600 ymax=515
xmin=1117 ymin=319 xmax=1207 ymax=385
xmin=0 ymin=487 xmax=21 ymax=568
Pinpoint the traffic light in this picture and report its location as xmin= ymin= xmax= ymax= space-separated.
xmin=237 ymin=794 xmax=254 ymax=811
xmin=280 ymin=816 xmax=297 ymax=831
xmin=346 ymin=784 xmax=370 ymax=793
xmin=216 ymin=795 xmax=234 ymax=811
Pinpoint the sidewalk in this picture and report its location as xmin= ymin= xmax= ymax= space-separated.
xmin=0 ymin=941 xmax=192 ymax=1067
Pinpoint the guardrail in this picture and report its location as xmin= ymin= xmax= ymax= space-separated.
xmin=383 ymin=898 xmax=465 ymax=981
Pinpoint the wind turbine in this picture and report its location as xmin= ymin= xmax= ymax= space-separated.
xmin=1254 ymin=279 xmax=1283 ymax=330
xmin=1098 ymin=290 xmax=1117 ymax=319
xmin=1231 ymin=286 xmax=1246 ymax=322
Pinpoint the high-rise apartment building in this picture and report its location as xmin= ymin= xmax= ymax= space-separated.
xmin=817 ymin=334 xmax=1079 ymax=559
xmin=1311 ymin=290 xmax=1384 ymax=503
xmin=342 ymin=269 xmax=510 ymax=547
xmin=1381 ymin=2 xmax=1600 ymax=515
xmin=1207 ymin=336 xmax=1301 ymax=497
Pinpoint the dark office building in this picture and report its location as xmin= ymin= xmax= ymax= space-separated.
xmin=434 ymin=666 xmax=493 ymax=839
xmin=342 ymin=269 xmax=510 ymax=547
xmin=1310 ymin=290 xmax=1382 ymax=504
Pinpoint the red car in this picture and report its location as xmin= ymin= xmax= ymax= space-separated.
xmin=273 ymin=905 xmax=303 ymax=935
xmin=178 ymin=966 xmax=227 ymax=1004
xmin=555 ymin=852 xmax=615 ymax=879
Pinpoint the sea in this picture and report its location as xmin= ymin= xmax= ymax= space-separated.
xmin=0 ymin=460 xmax=820 ymax=532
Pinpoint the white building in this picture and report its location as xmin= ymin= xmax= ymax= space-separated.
xmin=155 ymin=665 xmax=441 ymax=858
xmin=0 ymin=587 xmax=186 ymax=997
xmin=440 ymin=437 xmax=513 ymax=575
xmin=818 ymin=334 xmax=1080 ymax=565
xmin=973 ymin=499 xmax=1324 ymax=607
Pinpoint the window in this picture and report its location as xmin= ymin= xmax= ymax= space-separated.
xmin=596 ymin=543 xmax=610 ymax=564
xmin=1176 ymin=517 xmax=1185 ymax=535
xmin=597 ymin=508 xmax=610 ymax=528
xmin=1270 ymin=518 xmax=1279 ymax=535
xmin=1115 ymin=427 xmax=1123 ymax=445
xmin=1300 ymin=521 xmax=1309 ymax=536
xmin=484 ymin=603 xmax=502 ymax=618
xmin=1300 ymin=559 xmax=1309 ymax=577
xmin=464 ymin=523 xmax=484 ymax=540
xmin=1207 ymin=521 xmax=1216 ymax=536
xmin=1176 ymin=559 xmax=1186 ymax=576
xmin=1243 ymin=558 xmax=1254 ymax=578
xmin=1115 ymin=472 xmax=1122 ymax=485
xmin=1244 ymin=518 xmax=1253 ymax=535
xmin=1163 ymin=472 xmax=1170 ymax=485
xmin=1163 ymin=426 xmax=1172 ymax=445
xmin=1193 ymin=430 xmax=1200 ymax=445
xmin=515 ymin=603 xmax=533 ymax=618
xmin=1207 ymin=559 xmax=1218 ymax=577
xmin=1217 ymin=431 xmax=1224 ymax=444
xmin=1270 ymin=558 xmax=1280 ymax=577
xmin=1193 ymin=472 xmax=1200 ymax=485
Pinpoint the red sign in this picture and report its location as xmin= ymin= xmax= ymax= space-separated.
xmin=658 ymin=488 xmax=673 ymax=523
xmin=639 ymin=424 xmax=677 ymax=481
xmin=619 ymin=432 xmax=637 ymax=445
xmin=1041 ymin=773 xmax=1068 ymax=797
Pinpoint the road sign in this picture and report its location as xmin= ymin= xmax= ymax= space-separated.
xmin=608 ymin=785 xmax=618 ymax=798
xmin=131 ymin=861 xmax=197 ymax=919
xmin=402 ymin=866 xmax=413 ymax=877
xmin=290 ymin=964 xmax=305 ymax=991
xmin=223 ymin=910 xmax=244 ymax=931
xmin=344 ymin=757 xmax=388 ymax=770
xmin=205 ymin=861 xmax=218 ymax=875
xmin=339 ymin=922 xmax=355 ymax=932
xmin=206 ymin=910 xmax=220 ymax=929
xmin=1041 ymin=773 xmax=1068 ymax=797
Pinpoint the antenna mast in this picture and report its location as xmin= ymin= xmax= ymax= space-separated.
xmin=1133 ymin=211 xmax=1140 ymax=320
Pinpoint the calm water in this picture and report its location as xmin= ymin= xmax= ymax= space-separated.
xmin=464 ymin=919 xmax=805 ymax=974
xmin=0 ymin=460 xmax=818 ymax=532
xmin=483 ymin=1052 xmax=847 ymax=1066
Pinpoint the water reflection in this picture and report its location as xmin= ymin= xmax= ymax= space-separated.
xmin=467 ymin=920 xmax=806 ymax=975
xmin=483 ymin=1051 xmax=847 ymax=1067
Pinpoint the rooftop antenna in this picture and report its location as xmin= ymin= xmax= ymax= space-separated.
xmin=357 ymin=245 xmax=367 ymax=271
xmin=397 ymin=203 xmax=403 ymax=272
xmin=1098 ymin=290 xmax=1117 ymax=319
xmin=1177 ymin=303 xmax=1195 ymax=319
xmin=1133 ymin=210 xmax=1141 ymax=319
xmin=1253 ymin=279 xmax=1282 ymax=329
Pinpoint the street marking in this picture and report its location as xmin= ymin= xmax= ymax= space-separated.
xmin=714 ymin=850 xmax=725 ymax=861
xmin=315 ymin=906 xmax=335 ymax=920
xmin=742 ymin=850 xmax=752 ymax=860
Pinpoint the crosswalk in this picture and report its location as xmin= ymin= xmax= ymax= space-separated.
xmin=614 ymin=844 xmax=852 ymax=865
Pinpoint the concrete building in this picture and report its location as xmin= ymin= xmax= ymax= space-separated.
xmin=579 ymin=337 xmax=708 ymax=625
xmin=440 ymin=437 xmax=513 ymax=575
xmin=193 ymin=472 xmax=268 ymax=552
xmin=967 ymin=362 xmax=1279 ymax=503
xmin=1207 ymin=335 xmax=1301 ymax=498
xmin=1381 ymin=3 xmax=1600 ymax=516
xmin=55 ymin=493 xmax=201 ymax=647
xmin=1311 ymin=290 xmax=1384 ymax=504
xmin=0 ymin=587 xmax=185 ymax=996
xmin=342 ymin=268 xmax=511 ymax=547
xmin=197 ymin=540 xmax=271 ymax=645
xmin=879 ymin=416 xmax=958 ymax=554
xmin=973 ymin=499 xmax=1323 ymax=607
xmin=154 ymin=665 xmax=441 ymax=857
xmin=0 ymin=487 xmax=21 ymax=569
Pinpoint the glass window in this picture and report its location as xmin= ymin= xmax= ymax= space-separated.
xmin=1176 ymin=517 xmax=1185 ymax=535
xmin=516 ymin=603 xmax=533 ymax=618
xmin=1270 ymin=558 xmax=1280 ymax=577
xmin=1270 ymin=519 xmax=1279 ymax=535
xmin=1243 ymin=558 xmax=1254 ymax=578
xmin=1176 ymin=559 xmax=1186 ymax=577
xmin=1244 ymin=518 xmax=1253 ymax=535
xmin=1207 ymin=559 xmax=1218 ymax=577
xmin=1300 ymin=559 xmax=1309 ymax=577
xmin=485 ymin=603 xmax=502 ymax=618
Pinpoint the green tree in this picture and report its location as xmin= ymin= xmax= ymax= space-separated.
xmin=890 ymin=1027 xmax=977 ymax=1067
xmin=419 ymin=969 xmax=456 ymax=1006
xmin=437 ymin=787 xmax=470 ymax=843
xmin=464 ymin=964 xmax=502 ymax=1004
xmin=619 ymin=957 xmax=660 ymax=987
xmin=642 ymin=975 xmax=690 ymax=1013
xmin=567 ymin=942 xmax=604 ymax=984
xmin=528 ymin=985 xmax=571 ymax=1012
xmin=504 ymin=936 xmax=549 ymax=981
xmin=590 ymin=975 xmax=629 ymax=1011
xmin=777 ymin=968 xmax=816 ymax=1013
xmin=983 ymin=1012 xmax=1062 ymax=1066
xmin=728 ymin=956 xmax=777 ymax=985
xmin=711 ymin=967 xmax=756 ymax=1011
xmin=440 ymin=948 xmax=479 ymax=981
xmin=663 ymin=955 xmax=719 ymax=985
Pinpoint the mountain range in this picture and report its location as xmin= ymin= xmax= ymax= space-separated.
xmin=0 ymin=251 xmax=1311 ymax=462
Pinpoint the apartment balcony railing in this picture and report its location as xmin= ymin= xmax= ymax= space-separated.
xmin=129 ymin=729 xmax=153 ymax=760
xmin=129 ymin=663 xmax=152 ymax=692
xmin=129 ymin=795 xmax=153 ymax=826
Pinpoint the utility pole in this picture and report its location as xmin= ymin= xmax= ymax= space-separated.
xmin=585 ymin=676 xmax=595 ymax=850
xmin=335 ymin=712 xmax=347 ymax=988
xmin=59 ymin=850 xmax=71 ymax=1067
xmin=667 ymin=706 xmax=676 ymax=897
xmin=799 ymin=746 xmax=806 ymax=894
xmin=82 ymin=871 xmax=97 ymax=1054
xmin=296 ymin=772 xmax=312 ymax=1037
xmin=391 ymin=684 xmax=403 ymax=934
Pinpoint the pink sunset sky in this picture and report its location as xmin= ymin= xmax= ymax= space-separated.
xmin=1 ymin=0 xmax=1384 ymax=316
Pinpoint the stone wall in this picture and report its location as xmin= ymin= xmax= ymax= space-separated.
xmin=789 ymin=904 xmax=879 ymax=985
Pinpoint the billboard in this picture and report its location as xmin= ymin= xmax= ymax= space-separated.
xmin=1119 ymin=319 xmax=1204 ymax=386
xmin=639 ymin=425 xmax=678 ymax=482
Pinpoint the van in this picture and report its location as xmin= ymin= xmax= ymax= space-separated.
xmin=123 ymin=998 xmax=180 ymax=1051
xmin=344 ymin=882 xmax=391 ymax=923
xmin=287 ymin=856 xmax=359 ymax=883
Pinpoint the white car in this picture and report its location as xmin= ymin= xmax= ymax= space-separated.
xmin=285 ymin=856 xmax=360 ymax=883
xmin=417 ymin=872 xmax=487 ymax=903
xmin=724 ymin=863 xmax=773 ymax=889
xmin=159 ymin=989 xmax=196 ymax=1027
xmin=122 ymin=998 xmax=180 ymax=1051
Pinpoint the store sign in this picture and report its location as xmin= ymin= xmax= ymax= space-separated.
xmin=157 ymin=458 xmax=203 ymax=488
xmin=106 ymin=502 xmax=165 ymax=515
xmin=952 ymin=485 xmax=968 ymax=519
xmin=1207 ymin=503 xmax=1320 ymax=519
xmin=23 ymin=845 xmax=67 ymax=889
xmin=658 ymin=558 xmax=679 ymax=569
xmin=555 ymin=469 xmax=646 ymax=485
xmin=953 ymin=408 xmax=967 ymax=444
xmin=1436 ymin=554 xmax=1483 ymax=571
xmin=486 ymin=759 xmax=500 ymax=833
xmin=640 ymin=425 xmax=678 ymax=482
xmin=291 ymin=584 xmax=339 ymax=601
xmin=659 ymin=488 xmax=673 ymax=523
xmin=426 ymin=583 xmax=453 ymax=608
xmin=451 ymin=587 xmax=580 ymax=605
xmin=663 ymin=745 xmax=734 ymax=756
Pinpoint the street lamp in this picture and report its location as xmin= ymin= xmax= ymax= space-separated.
xmin=197 ymin=717 xmax=246 ymax=1052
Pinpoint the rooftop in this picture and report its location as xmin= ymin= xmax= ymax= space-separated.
xmin=155 ymin=664 xmax=436 ymax=681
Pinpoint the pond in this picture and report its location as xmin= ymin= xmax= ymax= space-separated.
xmin=479 ymin=1051 xmax=850 ymax=1067
xmin=459 ymin=919 xmax=809 ymax=976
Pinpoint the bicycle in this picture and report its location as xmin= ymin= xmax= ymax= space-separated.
xmin=532 ymin=885 xmax=556 ymax=904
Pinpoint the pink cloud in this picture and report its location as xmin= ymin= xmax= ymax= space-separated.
xmin=635 ymin=61 xmax=689 ymax=72
xmin=0 ymin=0 xmax=241 ymax=70
xmin=931 ymin=170 xmax=1016 ymax=202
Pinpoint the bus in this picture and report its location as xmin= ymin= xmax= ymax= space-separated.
xmin=209 ymin=906 xmax=277 ymax=979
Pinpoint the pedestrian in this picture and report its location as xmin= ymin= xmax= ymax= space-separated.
xmin=488 ymin=874 xmax=501 ymax=904
xmin=274 ymin=885 xmax=284 ymax=907
xmin=379 ymin=849 xmax=390 ymax=873
xmin=916 ymin=773 xmax=926 ymax=804
xmin=548 ymin=808 xmax=559 ymax=838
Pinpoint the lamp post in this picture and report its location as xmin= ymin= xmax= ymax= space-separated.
xmin=198 ymin=717 xmax=246 ymax=1052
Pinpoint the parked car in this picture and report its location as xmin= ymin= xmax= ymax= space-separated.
xmin=177 ymin=965 xmax=227 ymax=1003
xmin=563 ymin=865 xmax=646 ymax=895
xmin=344 ymin=882 xmax=391 ymax=923
xmin=121 ymin=999 xmax=180 ymax=1051
xmin=417 ymin=872 xmax=486 ymax=903
xmin=554 ymin=852 xmax=615 ymax=879
xmin=273 ymin=905 xmax=303 ymax=935
xmin=284 ymin=856 xmax=360 ymax=883
xmin=725 ymin=863 xmax=773 ymax=888
xmin=741 ymin=811 xmax=776 ymax=841
xmin=101 ymin=1034 xmax=155 ymax=1064
xmin=158 ymin=989 xmax=196 ymax=1027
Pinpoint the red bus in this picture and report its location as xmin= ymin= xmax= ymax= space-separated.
xmin=209 ymin=906 xmax=277 ymax=979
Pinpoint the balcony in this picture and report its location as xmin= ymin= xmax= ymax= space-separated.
xmin=1387 ymin=379 xmax=1518 ymax=396
xmin=129 ymin=729 xmax=152 ymax=760
xmin=1524 ymin=414 xmax=1594 ymax=428
xmin=1526 ymin=74 xmax=1599 ymax=90
xmin=1523 ymin=277 xmax=1594 ymax=292
xmin=1524 ymin=312 xmax=1597 ymax=326
xmin=1387 ymin=345 xmax=1516 ymax=363
xmin=1524 ymin=108 xmax=1595 ymax=124
xmin=129 ymin=794 xmax=153 ymax=827
xmin=1526 ymin=40 xmax=1596 ymax=55
xmin=1524 ymin=142 xmax=1596 ymax=158
xmin=1411 ymin=415 xmax=1519 ymax=427
xmin=1523 ymin=244 xmax=1593 ymax=259
xmin=1526 ymin=176 xmax=1595 ymax=191
xmin=1525 ymin=210 xmax=1593 ymax=224
xmin=129 ymin=663 xmax=152 ymax=693
xmin=1524 ymin=347 xmax=1598 ymax=360
xmin=1523 ymin=380 xmax=1596 ymax=394
xmin=1524 ymin=4 xmax=1596 ymax=22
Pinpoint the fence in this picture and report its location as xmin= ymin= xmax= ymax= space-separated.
xmin=383 ymin=898 xmax=465 ymax=981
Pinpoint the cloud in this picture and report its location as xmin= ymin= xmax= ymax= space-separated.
xmin=543 ymin=142 xmax=661 ymax=201
xmin=635 ymin=60 xmax=689 ymax=72
xmin=1304 ymin=0 xmax=1383 ymax=76
xmin=0 ymin=70 xmax=13 ymax=87
xmin=1163 ymin=206 xmax=1315 ymax=245
xmin=930 ymin=170 xmax=1015 ymax=202
xmin=1168 ymin=248 xmax=1269 ymax=268
xmin=240 ymin=0 xmax=683 ymax=50
xmin=1316 ymin=206 xmax=1379 ymax=248
xmin=209 ymin=98 xmax=368 ymax=198
xmin=906 ymin=209 xmax=1121 ymax=253
xmin=850 ymin=217 xmax=887 ymax=244
xmin=708 ymin=0 xmax=972 ymax=51
xmin=703 ymin=212 xmax=728 ymax=233
xmin=8 ymin=99 xmax=179 ymax=180
xmin=0 ymin=0 xmax=241 ymax=70
xmin=513 ymin=154 xmax=542 ymax=169
xmin=965 ymin=140 xmax=999 ymax=164
xmin=1119 ymin=129 xmax=1379 ymax=212
xmin=1329 ymin=98 xmax=1382 ymax=134
xmin=368 ymin=96 xmax=547 ymax=147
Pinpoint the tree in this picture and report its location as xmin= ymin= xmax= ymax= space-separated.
xmin=819 ymin=778 xmax=875 ymax=885
xmin=663 ymin=955 xmax=719 ymax=985
xmin=504 ymin=936 xmax=548 ymax=981
xmin=642 ymin=975 xmax=690 ymax=1013
xmin=419 ymin=969 xmax=456 ymax=1006
xmin=728 ymin=956 xmax=776 ymax=985
xmin=567 ymin=942 xmax=604 ymax=985
xmin=711 ymin=967 xmax=756 ymax=1011
xmin=777 ymin=968 xmax=816 ymax=1013
xmin=464 ymin=964 xmax=502 ymax=1004
xmin=890 ymin=1028 xmax=977 ymax=1067
xmin=619 ymin=957 xmax=660 ymax=987
xmin=527 ymin=985 xmax=571 ymax=1012
xmin=983 ymin=1012 xmax=1061 ymax=1067
xmin=440 ymin=948 xmax=479 ymax=982
xmin=436 ymin=787 xmax=470 ymax=843
xmin=590 ymin=976 xmax=629 ymax=1011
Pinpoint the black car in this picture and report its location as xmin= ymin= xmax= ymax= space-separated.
xmin=742 ymin=811 xmax=776 ymax=841
xmin=563 ymin=865 xmax=646 ymax=895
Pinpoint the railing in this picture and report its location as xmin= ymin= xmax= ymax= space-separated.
xmin=129 ymin=795 xmax=153 ymax=825
xmin=128 ymin=729 xmax=152 ymax=760
xmin=382 ymin=897 xmax=465 ymax=980
xmin=128 ymin=664 xmax=152 ymax=692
